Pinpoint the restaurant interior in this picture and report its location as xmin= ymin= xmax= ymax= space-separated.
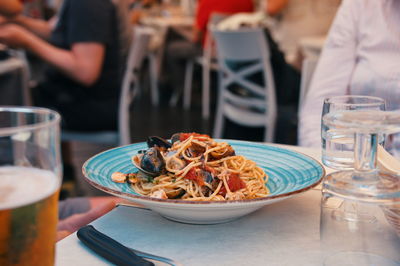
xmin=0 ymin=0 xmax=399 ymax=265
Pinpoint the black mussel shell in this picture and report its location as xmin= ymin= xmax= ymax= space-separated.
xmin=147 ymin=136 xmax=172 ymax=149
xmin=140 ymin=147 xmax=166 ymax=174
xmin=200 ymin=170 xmax=214 ymax=184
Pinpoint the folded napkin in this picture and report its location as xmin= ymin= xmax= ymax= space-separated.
xmin=377 ymin=145 xmax=400 ymax=174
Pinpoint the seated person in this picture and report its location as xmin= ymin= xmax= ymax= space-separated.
xmin=164 ymin=0 xmax=254 ymax=97
xmin=0 ymin=0 xmax=130 ymax=131
xmin=193 ymin=0 xmax=254 ymax=45
xmin=0 ymin=0 xmax=131 ymax=236
xmin=298 ymin=0 xmax=400 ymax=147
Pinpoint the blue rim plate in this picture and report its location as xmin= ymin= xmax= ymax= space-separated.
xmin=82 ymin=140 xmax=325 ymax=205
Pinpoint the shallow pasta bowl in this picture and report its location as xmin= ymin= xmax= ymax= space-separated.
xmin=82 ymin=140 xmax=325 ymax=224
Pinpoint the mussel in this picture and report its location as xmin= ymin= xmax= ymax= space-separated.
xmin=147 ymin=136 xmax=172 ymax=149
xmin=165 ymin=188 xmax=185 ymax=199
xmin=184 ymin=141 xmax=206 ymax=158
xmin=132 ymin=147 xmax=166 ymax=177
xmin=202 ymin=170 xmax=214 ymax=184
xmin=166 ymin=156 xmax=186 ymax=171
xmin=141 ymin=147 xmax=165 ymax=174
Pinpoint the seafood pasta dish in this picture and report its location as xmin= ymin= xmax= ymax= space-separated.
xmin=111 ymin=133 xmax=269 ymax=201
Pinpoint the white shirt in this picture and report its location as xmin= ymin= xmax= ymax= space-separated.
xmin=298 ymin=0 xmax=400 ymax=147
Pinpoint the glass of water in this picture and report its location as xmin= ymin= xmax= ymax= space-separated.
xmin=321 ymin=110 xmax=400 ymax=265
xmin=321 ymin=95 xmax=386 ymax=170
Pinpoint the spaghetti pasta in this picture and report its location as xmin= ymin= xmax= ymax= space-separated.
xmin=114 ymin=133 xmax=269 ymax=201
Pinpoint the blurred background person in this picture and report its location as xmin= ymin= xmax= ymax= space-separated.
xmin=0 ymin=0 xmax=130 ymax=132
xmin=0 ymin=0 xmax=131 ymax=198
xmin=0 ymin=0 xmax=132 ymax=236
xmin=298 ymin=0 xmax=400 ymax=147
xmin=164 ymin=0 xmax=254 ymax=101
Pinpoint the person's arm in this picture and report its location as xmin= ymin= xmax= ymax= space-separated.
xmin=266 ymin=0 xmax=288 ymax=16
xmin=0 ymin=24 xmax=104 ymax=86
xmin=0 ymin=0 xmax=23 ymax=17
xmin=298 ymin=0 xmax=359 ymax=147
xmin=10 ymin=15 xmax=54 ymax=40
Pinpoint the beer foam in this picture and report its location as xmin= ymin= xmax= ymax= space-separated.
xmin=0 ymin=166 xmax=60 ymax=210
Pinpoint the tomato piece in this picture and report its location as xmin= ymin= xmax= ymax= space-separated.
xmin=203 ymin=165 xmax=217 ymax=176
xmin=218 ymin=185 xmax=227 ymax=197
xmin=227 ymin=173 xmax=246 ymax=192
xmin=179 ymin=133 xmax=210 ymax=142
xmin=185 ymin=168 xmax=197 ymax=180
xmin=217 ymin=173 xmax=245 ymax=197
xmin=184 ymin=167 xmax=205 ymax=186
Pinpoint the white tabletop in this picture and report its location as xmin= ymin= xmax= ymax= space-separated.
xmin=56 ymin=145 xmax=334 ymax=266
xmin=141 ymin=15 xmax=193 ymax=29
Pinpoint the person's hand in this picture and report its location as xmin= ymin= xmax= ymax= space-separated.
xmin=0 ymin=23 xmax=32 ymax=49
xmin=57 ymin=200 xmax=117 ymax=241
xmin=56 ymin=197 xmax=127 ymax=241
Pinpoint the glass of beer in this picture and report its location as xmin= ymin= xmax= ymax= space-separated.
xmin=0 ymin=106 xmax=61 ymax=266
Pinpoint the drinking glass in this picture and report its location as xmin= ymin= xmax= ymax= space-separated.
xmin=321 ymin=95 xmax=386 ymax=170
xmin=0 ymin=106 xmax=61 ymax=266
xmin=321 ymin=110 xmax=400 ymax=265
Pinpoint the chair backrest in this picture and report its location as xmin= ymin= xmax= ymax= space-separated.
xmin=211 ymin=27 xmax=277 ymax=142
xmin=118 ymin=26 xmax=153 ymax=145
xmin=201 ymin=13 xmax=229 ymax=63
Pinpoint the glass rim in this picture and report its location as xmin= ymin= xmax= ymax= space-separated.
xmin=0 ymin=106 xmax=61 ymax=136
xmin=324 ymin=95 xmax=386 ymax=107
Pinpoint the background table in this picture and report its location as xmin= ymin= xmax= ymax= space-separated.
xmin=56 ymin=145 xmax=334 ymax=266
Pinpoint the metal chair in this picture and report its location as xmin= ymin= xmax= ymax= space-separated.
xmin=211 ymin=27 xmax=277 ymax=142
xmin=62 ymin=26 xmax=154 ymax=146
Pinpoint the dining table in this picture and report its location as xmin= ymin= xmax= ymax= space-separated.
xmin=139 ymin=5 xmax=194 ymax=84
xmin=55 ymin=144 xmax=341 ymax=266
